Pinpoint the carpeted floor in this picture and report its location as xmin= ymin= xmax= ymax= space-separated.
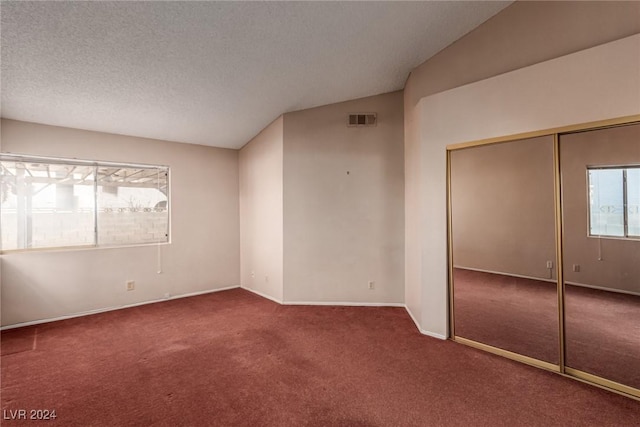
xmin=454 ymin=268 xmax=640 ymax=390
xmin=1 ymin=288 xmax=639 ymax=426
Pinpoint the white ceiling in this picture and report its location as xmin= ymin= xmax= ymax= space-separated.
xmin=1 ymin=1 xmax=511 ymax=149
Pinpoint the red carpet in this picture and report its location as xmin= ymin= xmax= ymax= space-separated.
xmin=454 ymin=268 xmax=640 ymax=391
xmin=2 ymin=288 xmax=639 ymax=426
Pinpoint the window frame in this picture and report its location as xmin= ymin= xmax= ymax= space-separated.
xmin=587 ymin=164 xmax=640 ymax=240
xmin=0 ymin=153 xmax=170 ymax=253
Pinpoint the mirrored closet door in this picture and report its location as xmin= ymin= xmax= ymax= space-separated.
xmin=449 ymin=136 xmax=560 ymax=366
xmin=448 ymin=117 xmax=640 ymax=398
xmin=560 ymin=123 xmax=640 ymax=392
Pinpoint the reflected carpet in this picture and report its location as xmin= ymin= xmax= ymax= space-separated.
xmin=454 ymin=268 xmax=640 ymax=390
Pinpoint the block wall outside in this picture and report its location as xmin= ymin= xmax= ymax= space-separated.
xmin=1 ymin=210 xmax=168 ymax=249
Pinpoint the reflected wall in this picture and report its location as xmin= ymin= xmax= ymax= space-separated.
xmin=450 ymin=136 xmax=559 ymax=364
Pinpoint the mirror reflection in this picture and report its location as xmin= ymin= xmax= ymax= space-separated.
xmin=560 ymin=123 xmax=640 ymax=389
xmin=450 ymin=136 xmax=559 ymax=364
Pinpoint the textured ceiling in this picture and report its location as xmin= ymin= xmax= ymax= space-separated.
xmin=1 ymin=1 xmax=511 ymax=149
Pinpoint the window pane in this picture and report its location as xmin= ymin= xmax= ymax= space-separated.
xmin=628 ymin=168 xmax=640 ymax=237
xmin=1 ymin=162 xmax=19 ymax=250
xmin=588 ymin=169 xmax=624 ymax=237
xmin=97 ymin=167 xmax=168 ymax=246
xmin=0 ymin=161 xmax=95 ymax=250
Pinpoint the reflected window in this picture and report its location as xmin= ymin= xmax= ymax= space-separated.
xmin=588 ymin=166 xmax=639 ymax=238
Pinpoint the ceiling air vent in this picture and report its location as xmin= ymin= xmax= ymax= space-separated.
xmin=348 ymin=113 xmax=377 ymax=127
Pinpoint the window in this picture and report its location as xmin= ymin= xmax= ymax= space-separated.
xmin=0 ymin=154 xmax=169 ymax=252
xmin=588 ymin=166 xmax=640 ymax=238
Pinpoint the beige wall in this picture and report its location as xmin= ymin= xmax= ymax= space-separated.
xmin=404 ymin=1 xmax=640 ymax=111
xmin=239 ymin=116 xmax=284 ymax=302
xmin=405 ymin=1 xmax=640 ymax=336
xmin=561 ymin=123 xmax=640 ymax=294
xmin=283 ymin=91 xmax=404 ymax=304
xmin=1 ymin=119 xmax=240 ymax=326
xmin=451 ymin=136 xmax=556 ymax=281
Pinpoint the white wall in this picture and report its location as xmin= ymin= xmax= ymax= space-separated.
xmin=404 ymin=105 xmax=423 ymax=328
xmin=415 ymin=34 xmax=640 ymax=337
xmin=239 ymin=116 xmax=284 ymax=302
xmin=283 ymin=92 xmax=404 ymax=304
xmin=1 ymin=119 xmax=240 ymax=327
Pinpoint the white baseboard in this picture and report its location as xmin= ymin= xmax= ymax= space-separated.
xmin=247 ymin=292 xmax=444 ymax=339
xmin=3 ymin=285 xmax=451 ymax=343
xmin=421 ymin=330 xmax=448 ymax=340
xmin=283 ymin=300 xmax=404 ymax=307
xmin=241 ymin=286 xmax=283 ymax=304
xmin=454 ymin=265 xmax=556 ymax=283
xmin=404 ymin=305 xmax=447 ymax=340
xmin=405 ymin=305 xmax=422 ymax=333
xmin=0 ymin=285 xmax=241 ymax=331
xmin=565 ymin=281 xmax=640 ymax=297
xmin=455 ymin=266 xmax=640 ymax=297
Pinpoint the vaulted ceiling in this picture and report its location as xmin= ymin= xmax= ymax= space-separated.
xmin=1 ymin=1 xmax=511 ymax=149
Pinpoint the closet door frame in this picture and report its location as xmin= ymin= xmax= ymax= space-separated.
xmin=446 ymin=114 xmax=640 ymax=400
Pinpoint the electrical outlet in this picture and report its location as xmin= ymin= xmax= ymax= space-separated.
xmin=126 ymin=280 xmax=135 ymax=291
xmin=546 ymin=261 xmax=553 ymax=269
xmin=368 ymin=281 xmax=375 ymax=290
xmin=265 ymin=275 xmax=269 ymax=283
xmin=250 ymin=271 xmax=255 ymax=278
xmin=164 ymin=293 xmax=171 ymax=299
xmin=573 ymin=264 xmax=580 ymax=272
